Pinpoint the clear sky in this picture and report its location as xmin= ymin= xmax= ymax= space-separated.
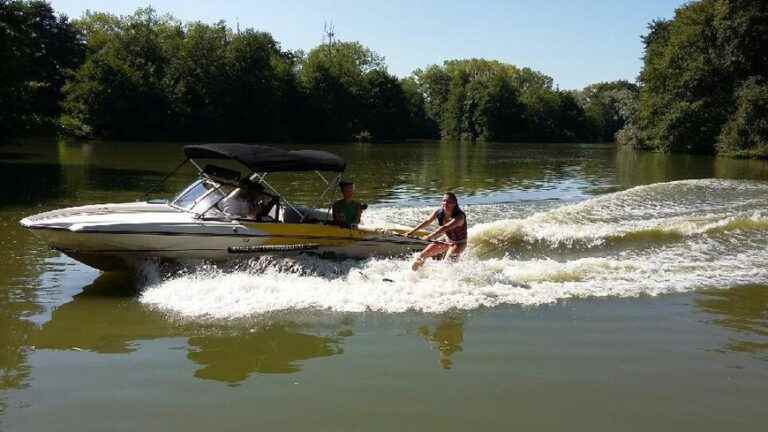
xmin=50 ymin=0 xmax=687 ymax=90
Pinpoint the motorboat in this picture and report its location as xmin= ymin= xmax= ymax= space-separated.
xmin=20 ymin=143 xmax=428 ymax=271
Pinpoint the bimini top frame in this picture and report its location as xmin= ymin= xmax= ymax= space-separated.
xmin=159 ymin=144 xmax=347 ymax=222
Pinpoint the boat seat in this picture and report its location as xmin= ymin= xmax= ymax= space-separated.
xmin=281 ymin=206 xmax=332 ymax=224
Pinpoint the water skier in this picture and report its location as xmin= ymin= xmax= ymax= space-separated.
xmin=406 ymin=192 xmax=467 ymax=271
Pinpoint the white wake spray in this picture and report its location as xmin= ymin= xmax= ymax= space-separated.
xmin=139 ymin=179 xmax=768 ymax=318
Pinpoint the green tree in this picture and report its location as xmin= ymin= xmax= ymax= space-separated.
xmin=412 ymin=58 xmax=588 ymax=142
xmin=360 ymin=69 xmax=410 ymax=140
xmin=166 ymin=21 xmax=229 ymax=139
xmin=619 ymin=0 xmax=768 ymax=156
xmin=0 ymin=0 xmax=84 ymax=139
xmin=412 ymin=64 xmax=451 ymax=129
xmin=61 ymin=9 xmax=297 ymax=141
xmin=717 ymin=77 xmax=768 ymax=157
xmin=714 ymin=0 xmax=768 ymax=84
xmin=577 ymin=80 xmax=639 ymax=142
xmin=61 ymin=8 xmax=180 ymax=138
xmin=298 ymin=40 xmax=386 ymax=140
xmin=400 ymin=77 xmax=439 ymax=139
xmin=219 ymin=29 xmax=296 ymax=141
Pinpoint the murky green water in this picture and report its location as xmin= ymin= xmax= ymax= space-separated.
xmin=1 ymin=139 xmax=767 ymax=431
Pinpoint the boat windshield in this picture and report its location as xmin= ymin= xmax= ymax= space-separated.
xmin=172 ymin=179 xmax=231 ymax=214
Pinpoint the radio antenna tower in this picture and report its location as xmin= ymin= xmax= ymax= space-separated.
xmin=323 ymin=21 xmax=336 ymax=55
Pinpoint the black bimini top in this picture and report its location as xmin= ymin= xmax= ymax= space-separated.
xmin=184 ymin=143 xmax=346 ymax=173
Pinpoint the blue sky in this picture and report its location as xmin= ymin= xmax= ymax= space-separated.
xmin=50 ymin=0 xmax=687 ymax=90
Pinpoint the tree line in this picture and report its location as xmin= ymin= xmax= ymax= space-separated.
xmin=617 ymin=0 xmax=768 ymax=157
xmin=1 ymin=1 xmax=635 ymax=143
xmin=416 ymin=60 xmax=637 ymax=142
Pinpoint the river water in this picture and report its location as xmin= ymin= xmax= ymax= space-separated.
xmin=1 ymin=139 xmax=766 ymax=430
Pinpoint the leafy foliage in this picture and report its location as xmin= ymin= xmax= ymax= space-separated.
xmin=61 ymin=9 xmax=299 ymax=141
xmin=717 ymin=78 xmax=768 ymax=157
xmin=0 ymin=0 xmax=84 ymax=138
xmin=4 ymin=2 xmax=650 ymax=144
xmin=298 ymin=41 xmax=381 ymax=140
xmin=61 ymin=8 xmax=177 ymax=138
xmin=576 ymin=81 xmax=639 ymax=142
xmin=619 ymin=0 xmax=768 ymax=157
xmin=412 ymin=59 xmax=620 ymax=142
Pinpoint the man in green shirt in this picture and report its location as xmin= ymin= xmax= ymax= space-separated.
xmin=332 ymin=180 xmax=365 ymax=228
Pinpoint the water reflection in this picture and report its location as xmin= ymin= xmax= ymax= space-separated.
xmin=0 ymin=301 xmax=35 ymax=417
xmin=56 ymin=141 xmax=167 ymax=194
xmin=384 ymin=141 xmax=615 ymax=205
xmin=30 ymin=274 xmax=346 ymax=384
xmin=615 ymin=146 xmax=768 ymax=190
xmin=695 ymin=285 xmax=768 ymax=360
xmin=418 ymin=313 xmax=465 ymax=370
xmin=0 ymin=162 xmax=65 ymax=208
xmin=188 ymin=324 xmax=342 ymax=384
xmin=0 ymin=206 xmax=51 ymax=417
xmin=7 ymin=139 xmax=768 ymax=211
xmin=713 ymin=157 xmax=768 ymax=181
xmin=0 ymin=144 xmax=167 ymax=210
xmin=0 ymin=151 xmax=37 ymax=160
xmin=4 ymin=138 xmax=624 ymax=209
xmin=614 ymin=147 xmax=716 ymax=188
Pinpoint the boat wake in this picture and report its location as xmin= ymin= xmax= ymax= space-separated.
xmin=139 ymin=179 xmax=768 ymax=318
xmin=470 ymin=179 xmax=768 ymax=255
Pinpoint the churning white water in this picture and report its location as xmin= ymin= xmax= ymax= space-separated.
xmin=140 ymin=179 xmax=768 ymax=318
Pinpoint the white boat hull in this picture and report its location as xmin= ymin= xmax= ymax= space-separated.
xmin=21 ymin=202 xmax=427 ymax=272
